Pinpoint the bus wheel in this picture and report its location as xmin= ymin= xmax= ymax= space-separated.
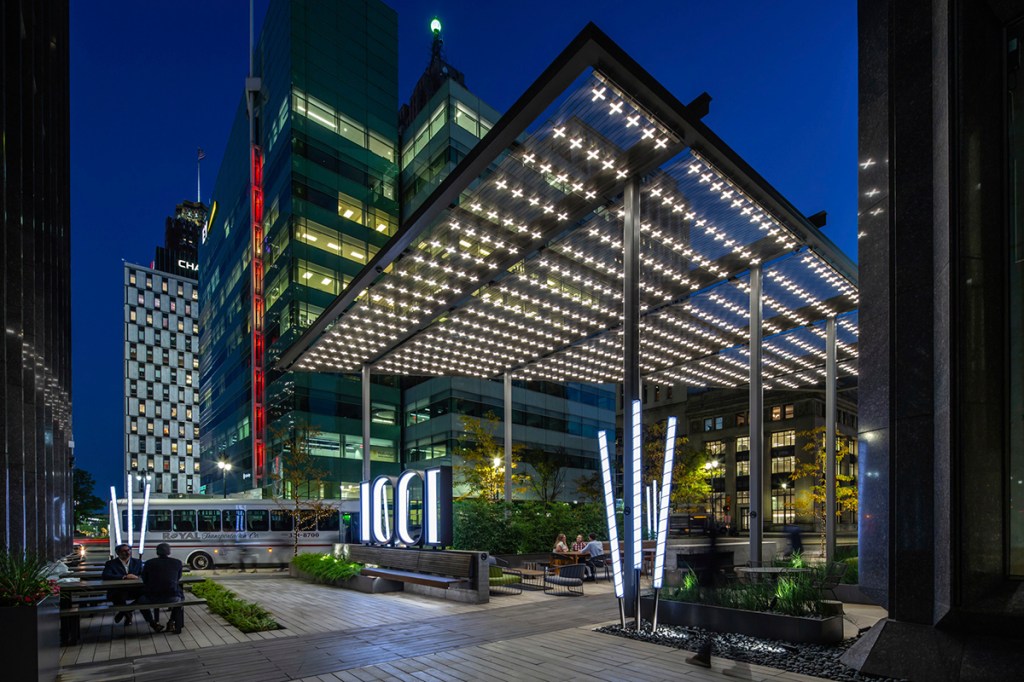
xmin=189 ymin=552 xmax=213 ymax=570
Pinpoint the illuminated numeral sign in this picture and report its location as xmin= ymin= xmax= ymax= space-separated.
xmin=359 ymin=466 xmax=452 ymax=546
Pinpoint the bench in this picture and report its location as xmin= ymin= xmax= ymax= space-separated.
xmin=345 ymin=545 xmax=489 ymax=603
xmin=60 ymin=598 xmax=207 ymax=645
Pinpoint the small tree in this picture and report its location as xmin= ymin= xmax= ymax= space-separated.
xmin=268 ymin=420 xmax=336 ymax=556
xmin=521 ymin=447 xmax=566 ymax=503
xmin=791 ymin=426 xmax=858 ymax=553
xmin=573 ymin=472 xmax=603 ymax=503
xmin=453 ymin=413 xmax=525 ymax=501
xmin=73 ymin=468 xmax=105 ymax=532
xmin=642 ymin=420 xmax=711 ymax=511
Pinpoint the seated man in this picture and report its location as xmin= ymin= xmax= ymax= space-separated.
xmin=134 ymin=543 xmax=184 ymax=634
xmin=581 ymin=533 xmax=604 ymax=581
xmin=101 ymin=544 xmax=143 ymax=625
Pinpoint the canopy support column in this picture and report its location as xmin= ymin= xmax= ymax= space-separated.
xmin=623 ymin=176 xmax=642 ymax=625
xmin=749 ymin=265 xmax=764 ymax=565
xmin=362 ymin=364 xmax=371 ymax=483
xmin=504 ymin=372 xmax=513 ymax=503
xmin=825 ymin=315 xmax=838 ymax=565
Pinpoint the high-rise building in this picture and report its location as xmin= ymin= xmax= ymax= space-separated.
xmin=124 ymin=201 xmax=204 ymax=496
xmin=201 ymin=0 xmax=402 ymax=496
xmin=123 ymin=258 xmax=201 ymax=496
xmin=0 ymin=0 xmax=73 ymax=556
xmin=154 ymin=200 xmax=203 ymax=278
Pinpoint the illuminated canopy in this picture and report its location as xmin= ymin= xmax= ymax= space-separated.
xmin=277 ymin=24 xmax=858 ymax=388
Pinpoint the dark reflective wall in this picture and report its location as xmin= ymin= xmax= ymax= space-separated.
xmin=0 ymin=0 xmax=73 ymax=558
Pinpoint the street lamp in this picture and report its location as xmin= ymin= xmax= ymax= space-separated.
xmin=491 ymin=456 xmax=503 ymax=501
xmin=217 ymin=460 xmax=233 ymax=499
xmin=704 ymin=459 xmax=720 ymax=529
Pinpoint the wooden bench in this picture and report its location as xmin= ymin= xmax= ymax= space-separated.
xmin=60 ymin=597 xmax=207 ymax=644
xmin=346 ymin=545 xmax=488 ymax=603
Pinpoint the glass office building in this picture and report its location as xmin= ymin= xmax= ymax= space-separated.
xmin=201 ymin=0 xmax=402 ymax=496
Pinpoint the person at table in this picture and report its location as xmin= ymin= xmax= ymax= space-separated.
xmin=571 ymin=534 xmax=586 ymax=552
xmin=134 ymin=543 xmax=184 ymax=634
xmin=101 ymin=544 xmax=143 ymax=625
xmin=552 ymin=533 xmax=569 ymax=553
xmin=581 ymin=533 xmax=604 ymax=581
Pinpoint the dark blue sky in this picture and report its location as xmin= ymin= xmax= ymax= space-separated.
xmin=70 ymin=1 xmax=857 ymax=495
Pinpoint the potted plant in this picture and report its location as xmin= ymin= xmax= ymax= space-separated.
xmin=0 ymin=550 xmax=61 ymax=681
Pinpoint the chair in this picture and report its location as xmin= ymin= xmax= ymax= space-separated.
xmin=488 ymin=563 xmax=523 ymax=596
xmin=544 ymin=563 xmax=585 ymax=596
xmin=816 ymin=561 xmax=848 ymax=600
xmin=591 ymin=554 xmax=611 ymax=581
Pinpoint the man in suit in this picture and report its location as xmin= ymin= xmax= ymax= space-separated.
xmin=134 ymin=543 xmax=184 ymax=634
xmin=101 ymin=544 xmax=143 ymax=625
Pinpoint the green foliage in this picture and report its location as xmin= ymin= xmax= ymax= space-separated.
xmin=520 ymin=448 xmax=566 ymax=502
xmin=454 ymin=414 xmax=526 ymax=501
xmin=189 ymin=580 xmax=279 ymax=632
xmin=268 ymin=420 xmax=336 ymax=556
xmin=73 ymin=468 xmax=105 ymax=530
xmin=661 ymin=567 xmax=831 ymax=618
xmin=791 ymin=426 xmax=858 ymax=552
xmin=452 ymin=499 xmax=610 ymax=554
xmin=841 ymin=557 xmax=858 ymax=584
xmin=291 ymin=553 xmax=362 ymax=582
xmin=0 ymin=551 xmax=59 ymax=607
xmin=642 ymin=421 xmax=711 ymax=509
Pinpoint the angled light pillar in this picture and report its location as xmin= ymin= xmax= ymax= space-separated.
xmin=598 ymin=430 xmax=625 ymax=625
xmin=126 ymin=474 xmax=134 ymax=549
xmin=622 ymin=175 xmax=642 ymax=623
xmin=362 ymin=363 xmax=371 ymax=482
xmin=137 ymin=483 xmax=152 ymax=558
xmin=651 ymin=416 xmax=677 ymax=632
xmin=749 ymin=264 xmax=764 ymax=565
xmin=110 ymin=487 xmax=122 ymax=548
xmin=825 ymin=315 xmax=838 ymax=564
xmin=504 ymin=372 xmax=512 ymax=503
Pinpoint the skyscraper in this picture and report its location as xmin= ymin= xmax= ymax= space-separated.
xmin=153 ymin=200 xmax=203 ymax=278
xmin=0 ymin=0 xmax=73 ymax=556
xmin=201 ymin=0 xmax=401 ymax=496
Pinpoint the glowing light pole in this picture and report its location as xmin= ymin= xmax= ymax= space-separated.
xmin=217 ymin=460 xmax=233 ymax=499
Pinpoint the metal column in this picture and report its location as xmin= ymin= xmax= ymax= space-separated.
xmin=362 ymin=364 xmax=371 ymax=483
xmin=504 ymin=372 xmax=513 ymax=503
xmin=748 ymin=265 xmax=764 ymax=565
xmin=825 ymin=315 xmax=837 ymax=565
xmin=622 ymin=176 xmax=642 ymax=623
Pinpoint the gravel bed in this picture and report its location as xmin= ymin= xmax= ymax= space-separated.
xmin=596 ymin=621 xmax=906 ymax=681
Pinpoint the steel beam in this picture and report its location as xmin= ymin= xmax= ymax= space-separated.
xmin=748 ymin=264 xmax=764 ymax=565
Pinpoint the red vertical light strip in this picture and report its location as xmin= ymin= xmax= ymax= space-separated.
xmin=251 ymin=146 xmax=266 ymax=483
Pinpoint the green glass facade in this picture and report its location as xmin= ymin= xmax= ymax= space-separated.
xmin=200 ymin=0 xmax=402 ymax=496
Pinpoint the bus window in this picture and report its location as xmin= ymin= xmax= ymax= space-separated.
xmin=296 ymin=511 xmax=316 ymax=532
xmin=270 ymin=510 xmax=293 ymax=532
xmin=148 ymin=509 xmax=171 ymax=532
xmin=318 ymin=510 xmax=340 ymax=531
xmin=173 ymin=510 xmax=196 ymax=532
xmin=223 ymin=509 xmax=245 ymax=532
xmin=247 ymin=509 xmax=269 ymax=532
xmin=198 ymin=510 xmax=221 ymax=532
xmin=121 ymin=510 xmax=144 ymax=536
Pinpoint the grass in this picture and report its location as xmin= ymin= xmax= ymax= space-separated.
xmin=188 ymin=580 xmax=279 ymax=633
xmin=290 ymin=553 xmax=363 ymax=583
xmin=662 ymin=567 xmax=831 ymax=618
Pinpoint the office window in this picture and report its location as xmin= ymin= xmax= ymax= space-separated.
xmin=736 ymin=412 xmax=748 ymax=427
xmin=177 ymin=283 xmax=183 ymax=296
xmin=161 ymin=280 xmax=167 ymax=293
xmin=703 ymin=416 xmax=724 ymax=431
xmin=129 ymin=309 xmax=137 ymax=322
xmin=129 ymin=272 xmax=136 ymax=286
xmin=706 ymin=440 xmax=726 ymax=456
xmin=771 ymin=455 xmax=796 ymax=473
xmin=736 ymin=455 xmax=750 ymax=476
xmin=772 ymin=486 xmax=795 ymax=524
xmin=162 ymin=458 xmax=170 ymax=472
xmin=771 ymin=430 xmax=796 ymax=448
xmin=146 ymin=276 xmax=152 ymax=289
xmin=736 ymin=436 xmax=750 ymax=453
xmin=770 ymin=403 xmax=795 ymax=421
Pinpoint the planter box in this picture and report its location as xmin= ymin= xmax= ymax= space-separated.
xmin=640 ymin=596 xmax=844 ymax=644
xmin=289 ymin=566 xmax=401 ymax=593
xmin=0 ymin=595 xmax=59 ymax=681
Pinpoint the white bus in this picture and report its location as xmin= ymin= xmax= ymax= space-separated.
xmin=109 ymin=498 xmax=357 ymax=570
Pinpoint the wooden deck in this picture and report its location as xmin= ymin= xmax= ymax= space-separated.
xmin=57 ymin=572 xmax=867 ymax=682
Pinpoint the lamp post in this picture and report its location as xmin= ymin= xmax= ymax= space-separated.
xmin=217 ymin=460 xmax=233 ymax=499
xmin=704 ymin=459 xmax=720 ymax=529
xmin=491 ymin=456 xmax=503 ymax=502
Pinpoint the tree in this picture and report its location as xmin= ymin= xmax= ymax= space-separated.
xmin=641 ymin=420 xmax=712 ymax=511
xmin=791 ymin=426 xmax=859 ymax=553
xmin=453 ymin=413 xmax=525 ymax=501
xmin=268 ymin=420 xmax=336 ymax=556
xmin=73 ymin=468 xmax=105 ymax=531
xmin=573 ymin=472 xmax=603 ymax=503
xmin=521 ymin=447 xmax=566 ymax=503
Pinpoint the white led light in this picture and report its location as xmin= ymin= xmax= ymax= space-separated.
xmin=395 ymin=470 xmax=420 ymax=546
xmin=597 ymin=430 xmax=624 ymax=599
xmin=110 ymin=486 xmax=122 ymax=547
xmin=126 ymin=475 xmax=134 ymax=549
xmin=631 ymin=400 xmax=642 ymax=569
xmin=371 ymin=477 xmax=392 ymax=544
xmin=137 ymin=483 xmax=152 ymax=558
xmin=652 ymin=416 xmax=676 ymax=589
xmin=359 ymin=480 xmax=371 ymax=543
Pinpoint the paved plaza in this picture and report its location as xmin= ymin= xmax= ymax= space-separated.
xmin=57 ymin=572 xmax=885 ymax=682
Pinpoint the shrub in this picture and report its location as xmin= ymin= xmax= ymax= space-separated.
xmin=189 ymin=580 xmax=279 ymax=633
xmin=841 ymin=556 xmax=858 ymax=584
xmin=0 ymin=551 xmax=59 ymax=607
xmin=661 ymin=569 xmax=828 ymax=618
xmin=291 ymin=553 xmax=362 ymax=582
xmin=453 ymin=499 xmax=610 ymax=555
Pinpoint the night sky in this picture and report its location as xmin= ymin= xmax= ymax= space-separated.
xmin=69 ymin=1 xmax=857 ymax=496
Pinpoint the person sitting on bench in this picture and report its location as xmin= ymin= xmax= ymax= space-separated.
xmin=134 ymin=543 xmax=184 ymax=634
xmin=101 ymin=544 xmax=143 ymax=625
